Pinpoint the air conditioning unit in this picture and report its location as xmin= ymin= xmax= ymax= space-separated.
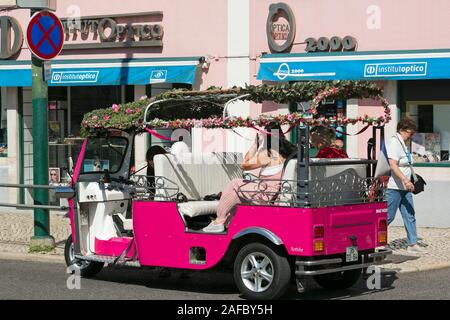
xmin=0 ymin=0 xmax=56 ymax=10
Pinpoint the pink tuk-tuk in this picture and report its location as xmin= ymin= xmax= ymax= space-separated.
xmin=62 ymin=82 xmax=392 ymax=299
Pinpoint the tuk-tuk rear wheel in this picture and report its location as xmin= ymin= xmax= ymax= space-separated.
xmin=233 ymin=242 xmax=291 ymax=300
xmin=64 ymin=234 xmax=104 ymax=277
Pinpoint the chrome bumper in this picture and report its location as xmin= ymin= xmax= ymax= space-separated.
xmin=295 ymin=248 xmax=392 ymax=276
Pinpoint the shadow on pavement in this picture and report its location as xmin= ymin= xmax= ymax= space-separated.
xmin=86 ymin=264 xmax=400 ymax=300
xmin=285 ymin=270 xmax=399 ymax=300
xmin=389 ymin=237 xmax=429 ymax=250
xmin=91 ymin=265 xmax=241 ymax=296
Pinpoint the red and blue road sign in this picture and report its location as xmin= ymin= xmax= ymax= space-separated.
xmin=26 ymin=10 xmax=64 ymax=60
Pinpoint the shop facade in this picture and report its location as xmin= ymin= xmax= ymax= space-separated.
xmin=1 ymin=0 xmax=450 ymax=226
xmin=0 ymin=0 xmax=236 ymax=205
xmin=248 ymin=0 xmax=450 ymax=227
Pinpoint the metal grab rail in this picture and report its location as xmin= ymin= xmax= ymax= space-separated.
xmin=0 ymin=182 xmax=70 ymax=211
xmin=0 ymin=203 xmax=69 ymax=210
xmin=235 ymin=176 xmax=386 ymax=208
xmin=309 ymin=160 xmax=377 ymax=166
xmin=130 ymin=175 xmax=180 ymax=201
xmin=0 ymin=183 xmax=60 ymax=189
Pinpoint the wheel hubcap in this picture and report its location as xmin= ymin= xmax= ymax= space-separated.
xmin=69 ymin=243 xmax=90 ymax=270
xmin=240 ymin=252 xmax=274 ymax=293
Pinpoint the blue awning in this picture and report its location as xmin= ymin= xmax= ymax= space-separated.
xmin=0 ymin=57 xmax=201 ymax=87
xmin=257 ymin=49 xmax=450 ymax=82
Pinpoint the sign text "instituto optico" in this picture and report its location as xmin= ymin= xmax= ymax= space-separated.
xmin=60 ymin=11 xmax=163 ymax=50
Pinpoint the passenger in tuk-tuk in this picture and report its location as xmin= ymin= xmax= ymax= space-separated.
xmin=310 ymin=126 xmax=349 ymax=159
xmin=203 ymin=123 xmax=296 ymax=233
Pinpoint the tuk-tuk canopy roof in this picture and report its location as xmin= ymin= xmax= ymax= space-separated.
xmin=80 ymin=80 xmax=390 ymax=135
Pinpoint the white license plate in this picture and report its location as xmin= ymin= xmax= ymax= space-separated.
xmin=346 ymin=246 xmax=359 ymax=262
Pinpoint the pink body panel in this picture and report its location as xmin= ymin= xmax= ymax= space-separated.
xmin=94 ymin=237 xmax=136 ymax=258
xmin=132 ymin=201 xmax=387 ymax=270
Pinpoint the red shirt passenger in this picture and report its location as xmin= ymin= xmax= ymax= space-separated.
xmin=310 ymin=126 xmax=349 ymax=159
xmin=316 ymin=146 xmax=349 ymax=158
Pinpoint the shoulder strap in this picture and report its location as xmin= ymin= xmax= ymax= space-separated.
xmin=395 ymin=135 xmax=417 ymax=181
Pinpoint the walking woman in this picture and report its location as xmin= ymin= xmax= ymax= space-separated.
xmin=386 ymin=117 xmax=427 ymax=254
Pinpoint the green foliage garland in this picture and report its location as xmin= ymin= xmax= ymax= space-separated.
xmin=81 ymin=80 xmax=388 ymax=136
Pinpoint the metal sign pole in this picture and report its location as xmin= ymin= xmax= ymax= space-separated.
xmin=30 ymin=8 xmax=53 ymax=251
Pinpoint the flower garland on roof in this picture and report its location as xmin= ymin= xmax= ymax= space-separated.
xmin=144 ymin=86 xmax=391 ymax=129
xmin=80 ymin=80 xmax=390 ymax=135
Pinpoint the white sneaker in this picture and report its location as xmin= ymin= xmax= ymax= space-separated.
xmin=202 ymin=222 xmax=225 ymax=233
xmin=407 ymin=244 xmax=428 ymax=254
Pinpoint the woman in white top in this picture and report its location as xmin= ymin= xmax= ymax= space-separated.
xmin=386 ymin=117 xmax=427 ymax=254
xmin=203 ymin=123 xmax=296 ymax=233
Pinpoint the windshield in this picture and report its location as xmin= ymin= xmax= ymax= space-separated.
xmin=81 ymin=137 xmax=128 ymax=174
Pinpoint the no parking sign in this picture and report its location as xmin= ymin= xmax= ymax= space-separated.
xmin=26 ymin=10 xmax=63 ymax=60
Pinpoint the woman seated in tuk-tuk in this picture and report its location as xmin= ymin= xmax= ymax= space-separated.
xmin=202 ymin=123 xmax=296 ymax=233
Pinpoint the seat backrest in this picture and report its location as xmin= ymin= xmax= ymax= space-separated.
xmin=278 ymin=158 xmax=368 ymax=206
xmin=154 ymin=152 xmax=243 ymax=200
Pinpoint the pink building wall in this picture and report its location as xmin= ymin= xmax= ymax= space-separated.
xmin=3 ymin=0 xmax=230 ymax=90
xmin=3 ymin=0 xmax=449 ymax=155
xmin=249 ymin=0 xmax=450 ymax=55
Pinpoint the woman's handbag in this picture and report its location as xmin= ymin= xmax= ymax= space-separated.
xmin=410 ymin=169 xmax=426 ymax=195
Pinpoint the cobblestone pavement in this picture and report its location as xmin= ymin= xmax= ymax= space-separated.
xmin=0 ymin=211 xmax=70 ymax=256
xmin=382 ymin=227 xmax=450 ymax=273
xmin=1 ymin=211 xmax=449 ymax=273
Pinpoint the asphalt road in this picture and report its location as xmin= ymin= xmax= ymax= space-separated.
xmin=0 ymin=258 xmax=449 ymax=300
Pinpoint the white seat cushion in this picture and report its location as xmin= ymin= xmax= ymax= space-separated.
xmin=177 ymin=201 xmax=218 ymax=218
xmin=154 ymin=152 xmax=243 ymax=200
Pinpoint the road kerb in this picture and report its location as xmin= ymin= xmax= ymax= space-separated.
xmin=0 ymin=251 xmax=65 ymax=264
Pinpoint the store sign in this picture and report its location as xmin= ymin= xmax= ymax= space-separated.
xmin=51 ymin=71 xmax=99 ymax=84
xmin=0 ymin=16 xmax=23 ymax=59
xmin=60 ymin=12 xmax=163 ymax=50
xmin=266 ymin=3 xmax=296 ymax=53
xmin=364 ymin=62 xmax=427 ymax=78
xmin=150 ymin=70 xmax=168 ymax=83
xmin=305 ymin=36 xmax=357 ymax=52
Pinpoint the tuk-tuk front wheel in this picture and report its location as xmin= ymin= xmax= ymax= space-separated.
xmin=313 ymin=269 xmax=362 ymax=290
xmin=64 ymin=234 xmax=104 ymax=277
xmin=234 ymin=243 xmax=291 ymax=300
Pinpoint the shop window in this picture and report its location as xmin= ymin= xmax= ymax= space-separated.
xmin=145 ymin=83 xmax=192 ymax=98
xmin=0 ymin=89 xmax=7 ymax=157
xmin=71 ymin=86 xmax=122 ymax=137
xmin=406 ymin=103 xmax=450 ymax=163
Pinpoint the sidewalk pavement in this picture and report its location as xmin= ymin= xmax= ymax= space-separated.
xmin=1 ymin=211 xmax=450 ymax=273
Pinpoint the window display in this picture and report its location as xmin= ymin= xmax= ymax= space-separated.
xmin=406 ymin=103 xmax=450 ymax=163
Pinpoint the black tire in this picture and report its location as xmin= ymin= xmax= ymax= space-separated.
xmin=233 ymin=243 xmax=291 ymax=300
xmin=313 ymin=269 xmax=362 ymax=290
xmin=64 ymin=234 xmax=104 ymax=277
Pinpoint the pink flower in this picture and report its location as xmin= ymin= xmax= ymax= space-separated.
xmin=126 ymin=108 xmax=133 ymax=114
xmin=92 ymin=115 xmax=98 ymax=121
xmin=103 ymin=115 xmax=110 ymax=121
xmin=111 ymin=104 xmax=120 ymax=112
